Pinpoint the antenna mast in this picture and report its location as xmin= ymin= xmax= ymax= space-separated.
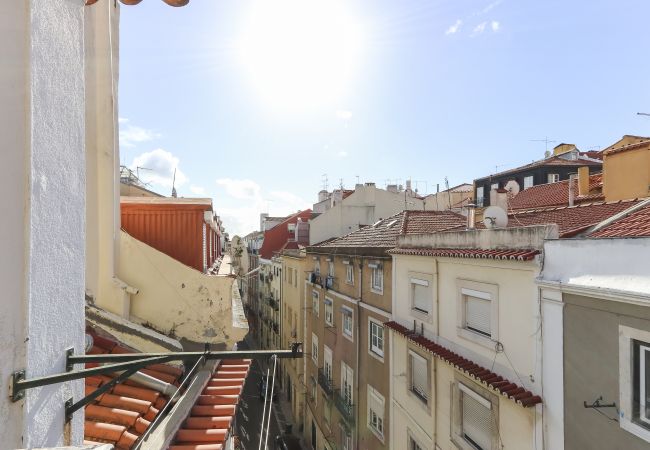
xmin=530 ymin=137 xmax=557 ymax=156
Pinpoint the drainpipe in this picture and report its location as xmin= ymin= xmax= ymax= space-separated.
xmin=111 ymin=368 xmax=177 ymax=397
xmin=113 ymin=277 xmax=139 ymax=319
xmin=355 ymin=256 xmax=363 ymax=449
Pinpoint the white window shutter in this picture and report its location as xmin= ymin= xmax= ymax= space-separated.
xmin=413 ymin=283 xmax=429 ymax=313
xmin=465 ymin=295 xmax=491 ymax=336
xmin=461 ymin=389 xmax=493 ymax=450
xmin=410 ymin=353 xmax=428 ymax=400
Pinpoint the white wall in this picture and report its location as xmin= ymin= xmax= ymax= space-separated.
xmin=0 ymin=0 xmax=86 ymax=446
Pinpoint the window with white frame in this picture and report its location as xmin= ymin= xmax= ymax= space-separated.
xmin=457 ymin=280 xmax=498 ymax=345
xmin=476 ymin=186 xmax=484 ymax=207
xmin=341 ymin=362 xmax=354 ymax=406
xmin=312 ymin=290 xmax=319 ymax=317
xmin=369 ymin=319 xmax=384 ymax=358
xmin=344 ymin=261 xmax=354 ymax=284
xmin=411 ymin=277 xmax=431 ymax=315
xmin=370 ymin=263 xmax=383 ymax=292
xmin=342 ymin=307 xmax=353 ymax=339
xmin=312 ymin=333 xmax=319 ymax=364
xmin=453 ymin=382 xmax=496 ymax=450
xmin=620 ymin=325 xmax=650 ymax=442
xmin=490 ymin=182 xmax=499 ymax=191
xmin=324 ymin=346 xmax=333 ymax=381
xmin=548 ymin=173 xmax=559 ymax=183
xmin=325 ymin=298 xmax=333 ymax=326
xmin=328 ymin=260 xmax=334 ymax=277
xmin=409 ymin=350 xmax=429 ymax=404
xmin=367 ymin=385 xmax=385 ymax=440
xmin=523 ymin=175 xmax=534 ymax=189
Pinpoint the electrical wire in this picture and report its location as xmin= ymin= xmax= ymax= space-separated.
xmin=263 ymin=355 xmax=278 ymax=450
xmin=258 ymin=365 xmax=271 ymax=450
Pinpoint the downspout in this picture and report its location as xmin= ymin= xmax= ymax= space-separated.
xmin=433 ymin=259 xmax=440 ymax=448
xmin=355 ymin=256 xmax=363 ymax=449
xmin=302 ymin=266 xmax=308 ymax=433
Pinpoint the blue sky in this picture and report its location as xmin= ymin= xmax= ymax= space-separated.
xmin=118 ymin=0 xmax=650 ymax=236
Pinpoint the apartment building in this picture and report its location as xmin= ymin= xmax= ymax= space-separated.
xmin=304 ymin=211 xmax=467 ymax=450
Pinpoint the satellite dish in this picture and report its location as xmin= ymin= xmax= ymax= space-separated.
xmin=483 ymin=206 xmax=508 ymax=228
xmin=504 ymin=179 xmax=520 ymax=195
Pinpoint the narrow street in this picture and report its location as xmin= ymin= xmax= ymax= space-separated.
xmin=235 ymin=338 xmax=283 ymax=450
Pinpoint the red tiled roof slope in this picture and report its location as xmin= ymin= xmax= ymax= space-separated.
xmin=385 ymin=321 xmax=542 ymax=408
xmin=169 ymin=359 xmax=251 ymax=450
xmin=83 ymin=331 xmax=184 ymax=449
xmin=260 ymin=210 xmax=312 ymax=259
xmin=312 ymin=211 xmax=466 ymax=248
xmin=509 ymin=174 xmax=603 ymax=210
xmin=590 ymin=203 xmax=650 ymax=238
xmin=507 ymin=200 xmax=640 ymax=237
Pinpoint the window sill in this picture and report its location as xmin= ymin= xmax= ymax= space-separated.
xmin=343 ymin=331 xmax=354 ymax=342
xmin=621 ymin=417 xmax=650 ymax=444
xmin=410 ymin=308 xmax=433 ymax=323
xmin=371 ymin=288 xmax=384 ymax=295
xmin=368 ymin=426 xmax=385 ymax=443
xmin=407 ymin=389 xmax=430 ymax=414
xmin=457 ymin=327 xmax=496 ymax=350
xmin=368 ymin=349 xmax=384 ymax=363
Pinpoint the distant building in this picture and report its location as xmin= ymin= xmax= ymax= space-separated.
xmin=422 ymin=183 xmax=474 ymax=211
xmin=473 ymin=142 xmax=602 ymax=207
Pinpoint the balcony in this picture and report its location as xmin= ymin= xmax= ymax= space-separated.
xmin=268 ymin=296 xmax=279 ymax=310
xmin=309 ymin=272 xmax=322 ymax=286
xmin=325 ymin=276 xmax=334 ymax=289
xmin=317 ymin=368 xmax=334 ymax=397
xmin=334 ymin=390 xmax=355 ymax=425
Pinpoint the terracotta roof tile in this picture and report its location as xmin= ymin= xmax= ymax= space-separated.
xmin=387 ymin=248 xmax=539 ymax=261
xmin=84 ymin=331 xmax=184 ymax=449
xmin=385 ymin=321 xmax=542 ymax=408
xmin=506 ymin=200 xmax=641 ymax=237
xmin=169 ymin=359 xmax=251 ymax=449
xmin=589 ymin=202 xmax=650 ymax=238
xmin=312 ymin=210 xmax=466 ymax=249
xmin=509 ymin=174 xmax=603 ymax=210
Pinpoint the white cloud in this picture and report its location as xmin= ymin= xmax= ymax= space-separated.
xmin=491 ymin=21 xmax=500 ymax=32
xmin=119 ymin=122 xmax=161 ymax=148
xmin=471 ymin=21 xmax=488 ymax=36
xmin=337 ymin=151 xmax=349 ymax=158
xmin=216 ymin=178 xmax=261 ymax=200
xmin=481 ymin=0 xmax=503 ymax=14
xmin=336 ymin=110 xmax=353 ymax=120
xmin=189 ymin=185 xmax=207 ymax=196
xmin=118 ymin=117 xmax=129 ymax=124
xmin=214 ymin=178 xmax=311 ymax=236
xmin=130 ymin=149 xmax=187 ymax=189
xmin=445 ymin=19 xmax=462 ymax=35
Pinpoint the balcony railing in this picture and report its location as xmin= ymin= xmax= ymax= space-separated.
xmin=334 ymin=390 xmax=355 ymax=425
xmin=317 ymin=368 xmax=334 ymax=397
xmin=325 ymin=276 xmax=334 ymax=289
xmin=268 ymin=296 xmax=278 ymax=310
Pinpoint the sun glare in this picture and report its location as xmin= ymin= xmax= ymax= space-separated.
xmin=238 ymin=0 xmax=363 ymax=112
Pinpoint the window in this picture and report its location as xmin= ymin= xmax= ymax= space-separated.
xmin=367 ymin=385 xmax=385 ymax=440
xmin=369 ymin=319 xmax=384 ymax=358
xmin=310 ymin=376 xmax=317 ymax=403
xmin=340 ymin=425 xmax=352 ymax=450
xmin=490 ymin=182 xmax=498 ymax=191
xmin=548 ymin=173 xmax=559 ymax=183
xmin=476 ymin=186 xmax=484 ymax=207
xmin=342 ymin=307 xmax=353 ymax=340
xmin=408 ymin=435 xmax=423 ymax=450
xmin=620 ymin=326 xmax=650 ymax=442
xmin=345 ymin=261 xmax=354 ymax=284
xmin=325 ymin=298 xmax=333 ymax=326
xmin=523 ymin=175 xmax=534 ymax=189
xmin=457 ymin=280 xmax=499 ymax=346
xmin=370 ymin=263 xmax=383 ymax=292
xmin=409 ymin=350 xmax=429 ymax=404
xmin=452 ymin=382 xmax=496 ymax=450
xmin=312 ymin=290 xmax=319 ymax=317
xmin=328 ymin=261 xmax=334 ymax=277
xmin=324 ymin=346 xmax=333 ymax=381
xmin=312 ymin=333 xmax=319 ymax=364
xmin=287 ymin=268 xmax=292 ymax=285
xmin=341 ymin=362 xmax=354 ymax=407
xmin=411 ymin=278 xmax=431 ymax=315
xmin=314 ymin=259 xmax=320 ymax=275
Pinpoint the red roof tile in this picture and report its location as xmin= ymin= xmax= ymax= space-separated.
xmin=387 ymin=248 xmax=539 ymax=261
xmin=384 ymin=321 xmax=542 ymax=408
xmin=169 ymin=359 xmax=251 ymax=449
xmin=509 ymin=174 xmax=603 ymax=210
xmin=260 ymin=210 xmax=312 ymax=259
xmin=84 ymin=331 xmax=184 ymax=449
xmin=589 ymin=202 xmax=650 ymax=238
xmin=312 ymin=210 xmax=466 ymax=249
xmin=507 ymin=200 xmax=641 ymax=237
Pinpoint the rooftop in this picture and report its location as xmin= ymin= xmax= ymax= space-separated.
xmin=120 ymin=197 xmax=212 ymax=207
xmin=476 ymin=154 xmax=602 ymax=181
xmin=508 ymin=174 xmax=603 ymax=210
xmin=589 ymin=201 xmax=650 ymax=238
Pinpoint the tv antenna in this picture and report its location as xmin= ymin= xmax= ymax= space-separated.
xmin=322 ymin=174 xmax=328 ymax=191
xmin=136 ymin=166 xmax=153 ymax=180
xmin=638 ymin=112 xmax=650 ymax=117
xmin=530 ymin=137 xmax=557 ymax=154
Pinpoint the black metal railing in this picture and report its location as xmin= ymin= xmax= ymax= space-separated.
xmin=334 ymin=389 xmax=355 ymax=425
xmin=317 ymin=368 xmax=334 ymax=397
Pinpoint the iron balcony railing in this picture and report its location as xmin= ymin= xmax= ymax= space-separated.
xmin=334 ymin=389 xmax=355 ymax=425
xmin=268 ymin=296 xmax=279 ymax=310
xmin=317 ymin=368 xmax=334 ymax=397
xmin=325 ymin=276 xmax=334 ymax=289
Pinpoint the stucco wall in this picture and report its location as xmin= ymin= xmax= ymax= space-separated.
xmin=603 ymin=147 xmax=650 ymax=201
xmin=118 ymin=231 xmax=247 ymax=348
xmin=563 ymin=293 xmax=650 ymax=450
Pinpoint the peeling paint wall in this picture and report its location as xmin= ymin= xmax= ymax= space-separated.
xmin=118 ymin=231 xmax=247 ymax=348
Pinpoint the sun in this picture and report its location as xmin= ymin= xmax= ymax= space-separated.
xmin=238 ymin=0 xmax=363 ymax=112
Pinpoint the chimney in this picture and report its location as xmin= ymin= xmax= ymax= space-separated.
xmin=318 ymin=189 xmax=329 ymax=202
xmin=467 ymin=203 xmax=476 ymax=229
xmin=578 ymin=166 xmax=589 ymax=197
xmin=568 ymin=174 xmax=576 ymax=206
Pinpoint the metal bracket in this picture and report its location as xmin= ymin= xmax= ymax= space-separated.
xmin=584 ymin=396 xmax=617 ymax=409
xmin=10 ymin=370 xmax=26 ymax=402
xmin=65 ymin=347 xmax=75 ymax=372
